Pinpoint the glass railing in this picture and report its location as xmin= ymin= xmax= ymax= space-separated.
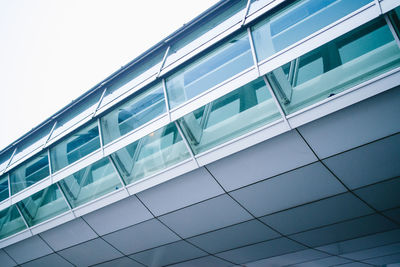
xmin=266 ymin=17 xmax=400 ymax=114
xmin=166 ymin=31 xmax=254 ymax=109
xmin=0 ymin=205 xmax=26 ymax=239
xmin=50 ymin=122 xmax=101 ymax=173
xmin=251 ymin=0 xmax=373 ymax=62
xmin=177 ymin=77 xmax=281 ymax=154
xmin=58 ymin=157 xmax=122 ymax=208
xmin=10 ymin=152 xmax=50 ymax=195
xmin=0 ymin=175 xmax=9 ymax=202
xmin=101 ymin=83 xmax=166 ymax=145
xmin=17 ymin=184 xmax=69 ymax=226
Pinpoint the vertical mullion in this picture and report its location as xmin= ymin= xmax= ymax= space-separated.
xmin=15 ymin=204 xmax=32 ymax=233
xmin=108 ymin=155 xmax=129 ymax=195
xmin=7 ymin=173 xmax=11 ymax=199
xmin=56 ymin=182 xmax=73 ymax=211
xmin=43 ymin=121 xmax=57 ymax=149
xmin=162 ymin=78 xmax=172 ymax=122
xmin=92 ymin=88 xmax=107 ymax=119
xmin=374 ymin=0 xmax=383 ymax=14
xmin=247 ymin=27 xmax=260 ymax=76
xmin=47 ymin=149 xmax=53 ymax=184
xmin=97 ymin=118 xmax=105 ymax=156
xmin=2 ymin=148 xmax=17 ymax=175
xmin=174 ymin=121 xmax=199 ymax=167
xmin=241 ymin=0 xmax=252 ymax=26
xmin=384 ymin=14 xmax=400 ymax=48
xmin=157 ymin=46 xmax=171 ymax=77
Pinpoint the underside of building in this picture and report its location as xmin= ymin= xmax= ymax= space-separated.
xmin=0 ymin=0 xmax=400 ymax=266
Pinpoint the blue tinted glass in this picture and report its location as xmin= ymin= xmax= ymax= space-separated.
xmin=0 ymin=175 xmax=9 ymax=202
xmin=0 ymin=205 xmax=27 ymax=239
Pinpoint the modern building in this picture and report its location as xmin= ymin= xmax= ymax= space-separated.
xmin=0 ymin=0 xmax=399 ymax=266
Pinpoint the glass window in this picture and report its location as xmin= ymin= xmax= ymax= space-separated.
xmin=58 ymin=157 xmax=122 ymax=208
xmin=387 ymin=6 xmax=400 ymax=40
xmin=266 ymin=17 xmax=400 ymax=114
xmin=0 ymin=175 xmax=9 ymax=202
xmin=110 ymin=123 xmax=191 ymax=185
xmin=0 ymin=205 xmax=27 ymax=239
xmin=0 ymin=149 xmax=13 ymax=174
xmin=177 ymin=77 xmax=281 ymax=154
xmin=100 ymin=83 xmax=166 ymax=145
xmin=17 ymin=184 xmax=70 ymax=226
xmin=252 ymin=0 xmax=373 ymax=62
xmin=166 ymin=31 xmax=254 ymax=109
xmin=50 ymin=122 xmax=100 ymax=173
xmin=10 ymin=152 xmax=50 ymax=195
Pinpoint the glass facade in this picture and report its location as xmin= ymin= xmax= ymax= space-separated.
xmin=0 ymin=175 xmax=9 ymax=202
xmin=0 ymin=206 xmax=26 ymax=239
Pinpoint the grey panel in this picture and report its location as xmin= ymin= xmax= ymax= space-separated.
xmin=168 ymin=255 xmax=232 ymax=267
xmin=342 ymin=242 xmax=400 ymax=261
xmin=102 ymin=218 xmax=180 ymax=255
xmin=216 ymin=237 xmax=305 ymax=264
xmin=230 ymin=162 xmax=346 ymax=217
xmin=20 ymin=253 xmax=73 ymax=267
xmin=137 ymin=167 xmax=224 ymax=216
xmin=336 ymin=263 xmax=371 ymax=267
xmin=40 ymin=217 xmax=98 ymax=251
xmin=317 ymin=229 xmax=400 ymax=255
xmin=206 ymin=131 xmax=317 ymax=191
xmin=364 ymin=252 xmax=400 ymax=265
xmin=130 ymin=240 xmax=206 ymax=267
xmin=188 ymin=219 xmax=279 ymax=253
xmin=0 ymin=249 xmax=17 ymax=267
xmin=260 ymin=193 xmax=374 ymax=235
xmin=298 ymin=86 xmax=400 ymax=159
xmin=290 ymin=214 xmax=398 ymax=247
xmin=83 ymin=195 xmax=153 ymax=236
xmin=323 ymin=133 xmax=400 ymax=189
xmin=245 ymin=249 xmax=328 ymax=267
xmin=94 ymin=256 xmax=144 ymax=267
xmin=4 ymin=235 xmax=52 ymax=264
xmin=292 ymin=256 xmax=351 ymax=266
xmin=58 ymin=238 xmax=122 ymax=267
xmin=159 ymin=194 xmax=252 ymax=238
xmin=384 ymin=208 xmax=400 ymax=224
xmin=354 ymin=178 xmax=400 ymax=211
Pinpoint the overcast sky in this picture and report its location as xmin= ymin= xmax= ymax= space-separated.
xmin=0 ymin=0 xmax=219 ymax=151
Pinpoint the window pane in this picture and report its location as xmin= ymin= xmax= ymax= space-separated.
xmin=10 ymin=152 xmax=50 ymax=195
xmin=58 ymin=157 xmax=122 ymax=208
xmin=166 ymin=31 xmax=254 ymax=109
xmin=0 ymin=205 xmax=27 ymax=239
xmin=178 ymin=77 xmax=281 ymax=154
xmin=266 ymin=17 xmax=400 ymax=114
xmin=0 ymin=175 xmax=8 ymax=202
xmin=50 ymin=122 xmax=100 ymax=173
xmin=252 ymin=0 xmax=373 ymax=62
xmin=110 ymin=123 xmax=191 ymax=185
xmin=17 ymin=184 xmax=70 ymax=226
xmin=101 ymin=83 xmax=166 ymax=145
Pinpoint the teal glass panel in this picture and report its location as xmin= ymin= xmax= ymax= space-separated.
xmin=17 ymin=184 xmax=70 ymax=226
xmin=50 ymin=122 xmax=100 ymax=172
xmin=266 ymin=17 xmax=400 ymax=114
xmin=0 ymin=205 xmax=27 ymax=239
xmin=388 ymin=6 xmax=400 ymax=38
xmin=166 ymin=31 xmax=254 ymax=109
xmin=178 ymin=77 xmax=281 ymax=154
xmin=110 ymin=123 xmax=191 ymax=184
xmin=58 ymin=157 xmax=122 ymax=208
xmin=100 ymin=83 xmax=166 ymax=145
xmin=10 ymin=152 xmax=49 ymax=195
xmin=252 ymin=0 xmax=373 ymax=62
xmin=0 ymin=175 xmax=9 ymax=202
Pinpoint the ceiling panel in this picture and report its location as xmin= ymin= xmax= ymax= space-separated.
xmin=215 ymin=237 xmax=305 ymax=265
xmin=323 ymin=133 xmax=400 ymax=189
xmin=333 ymin=262 xmax=371 ymax=267
xmin=20 ymin=253 xmax=73 ymax=267
xmin=137 ymin=167 xmax=224 ymax=216
xmin=341 ymin=242 xmax=400 ymax=261
xmin=187 ymin=219 xmax=279 ymax=254
xmin=93 ymin=256 xmax=144 ymax=267
xmin=57 ymin=238 xmax=123 ymax=267
xmin=298 ymin=86 xmax=400 ymax=159
xmin=0 ymin=249 xmax=17 ymax=267
xmin=291 ymin=256 xmax=351 ymax=266
xmin=384 ymin=208 xmax=400 ymax=224
xmin=39 ymin=217 xmax=98 ymax=251
xmin=158 ymin=194 xmax=252 ymax=238
xmin=206 ymin=131 xmax=317 ymax=191
xmin=82 ymin=195 xmax=153 ymax=236
xmin=102 ymin=218 xmax=180 ymax=255
xmin=363 ymin=252 xmax=400 ymax=265
xmin=260 ymin=193 xmax=374 ymax=235
xmin=230 ymin=162 xmax=346 ymax=217
xmin=4 ymin=235 xmax=52 ymax=264
xmin=290 ymin=214 xmax=398 ymax=248
xmin=130 ymin=240 xmax=206 ymax=267
xmin=354 ymin=178 xmax=400 ymax=211
xmin=168 ymin=255 xmax=232 ymax=267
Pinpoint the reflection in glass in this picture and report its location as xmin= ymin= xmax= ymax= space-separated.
xmin=0 ymin=175 xmax=9 ymax=202
xmin=10 ymin=152 xmax=50 ymax=195
xmin=17 ymin=184 xmax=69 ymax=226
xmin=0 ymin=205 xmax=27 ymax=239
xmin=252 ymin=0 xmax=373 ymax=62
xmin=110 ymin=123 xmax=191 ymax=184
xmin=101 ymin=83 xmax=166 ymax=145
xmin=266 ymin=18 xmax=400 ymax=114
xmin=50 ymin=122 xmax=100 ymax=172
xmin=178 ymin=77 xmax=281 ymax=154
xmin=166 ymin=31 xmax=254 ymax=109
xmin=58 ymin=157 xmax=122 ymax=208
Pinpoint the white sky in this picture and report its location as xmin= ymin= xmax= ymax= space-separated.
xmin=0 ymin=0 xmax=219 ymax=151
